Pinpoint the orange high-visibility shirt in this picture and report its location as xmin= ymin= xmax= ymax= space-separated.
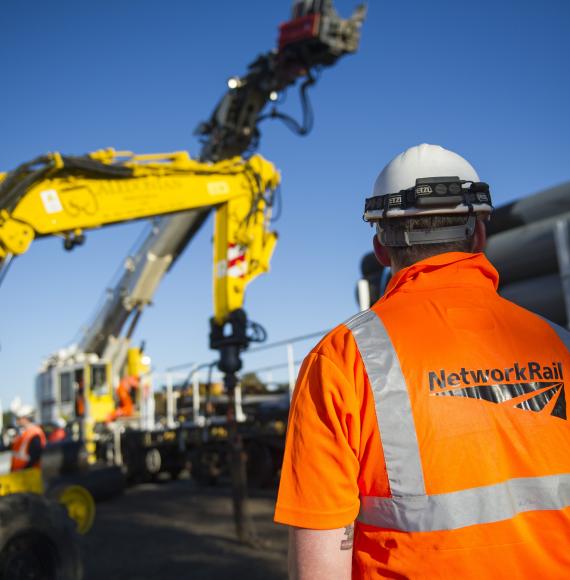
xmin=47 ymin=427 xmax=66 ymax=443
xmin=275 ymin=252 xmax=570 ymax=579
xmin=11 ymin=424 xmax=47 ymax=471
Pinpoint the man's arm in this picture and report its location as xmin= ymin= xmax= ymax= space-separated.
xmin=288 ymin=524 xmax=354 ymax=580
xmin=26 ymin=435 xmax=42 ymax=468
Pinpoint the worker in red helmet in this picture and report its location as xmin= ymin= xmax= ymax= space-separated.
xmin=11 ymin=405 xmax=47 ymax=472
xmin=275 ymin=144 xmax=570 ymax=579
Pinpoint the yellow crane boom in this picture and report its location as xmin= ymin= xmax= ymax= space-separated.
xmin=0 ymin=149 xmax=280 ymax=323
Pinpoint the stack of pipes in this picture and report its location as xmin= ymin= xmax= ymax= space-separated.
xmin=486 ymin=182 xmax=570 ymax=326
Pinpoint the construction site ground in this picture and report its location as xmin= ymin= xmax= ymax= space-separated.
xmin=81 ymin=476 xmax=288 ymax=579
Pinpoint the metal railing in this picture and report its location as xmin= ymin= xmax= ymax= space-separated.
xmin=160 ymin=328 xmax=330 ymax=426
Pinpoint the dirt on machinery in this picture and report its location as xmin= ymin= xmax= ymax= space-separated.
xmin=81 ymin=477 xmax=288 ymax=580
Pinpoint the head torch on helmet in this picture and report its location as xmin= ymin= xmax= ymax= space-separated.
xmin=364 ymin=176 xmax=493 ymax=222
xmin=363 ymin=176 xmax=493 ymax=248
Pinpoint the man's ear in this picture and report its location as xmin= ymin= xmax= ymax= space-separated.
xmin=471 ymin=217 xmax=487 ymax=253
xmin=373 ymin=234 xmax=391 ymax=267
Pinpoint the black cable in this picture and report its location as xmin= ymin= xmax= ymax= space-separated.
xmin=257 ymin=70 xmax=316 ymax=136
xmin=1 ymin=160 xmax=53 ymax=212
xmin=244 ymin=129 xmax=262 ymax=159
xmin=1 ymin=151 xmax=252 ymax=220
xmin=0 ymin=155 xmax=50 ymax=203
xmin=239 ymin=165 xmax=266 ymax=230
xmin=247 ymin=320 xmax=268 ymax=343
xmin=0 ymin=154 xmax=133 ymax=215
xmin=59 ymin=155 xmax=133 ymax=178
xmin=270 ymin=184 xmax=283 ymax=223
xmin=0 ymin=254 xmax=15 ymax=288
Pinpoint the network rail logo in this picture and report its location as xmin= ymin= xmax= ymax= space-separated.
xmin=428 ymin=361 xmax=567 ymax=420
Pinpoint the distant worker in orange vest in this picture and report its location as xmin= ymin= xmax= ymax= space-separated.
xmin=107 ymin=375 xmax=139 ymax=422
xmin=47 ymin=418 xmax=67 ymax=443
xmin=275 ymin=144 xmax=570 ymax=578
xmin=74 ymin=379 xmax=86 ymax=419
xmin=11 ymin=405 xmax=47 ymax=471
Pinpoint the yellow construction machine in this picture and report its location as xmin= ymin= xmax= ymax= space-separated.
xmin=0 ymin=467 xmax=94 ymax=579
xmin=1 ymin=151 xmax=280 ymax=461
xmin=0 ymin=0 xmax=366 ymax=561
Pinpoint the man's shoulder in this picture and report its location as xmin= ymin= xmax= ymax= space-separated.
xmin=477 ymin=294 xmax=570 ymax=359
xmin=311 ymin=312 xmax=366 ymax=362
xmin=527 ymin=311 xmax=570 ymax=350
xmin=496 ymin=294 xmax=567 ymax=332
xmin=296 ymin=313 xmax=371 ymax=399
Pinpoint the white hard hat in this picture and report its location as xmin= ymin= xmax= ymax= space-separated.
xmin=363 ymin=144 xmax=493 ymax=247
xmin=365 ymin=144 xmax=492 ymax=220
xmin=14 ymin=404 xmax=35 ymax=419
xmin=375 ymin=143 xmax=479 ymax=194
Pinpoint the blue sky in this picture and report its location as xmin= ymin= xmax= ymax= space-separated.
xmin=1 ymin=0 xmax=569 ymax=405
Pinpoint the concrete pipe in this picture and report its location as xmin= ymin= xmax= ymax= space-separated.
xmin=499 ymin=273 xmax=566 ymax=326
xmin=486 ymin=213 xmax=570 ymax=286
xmin=488 ymin=181 xmax=570 ymax=236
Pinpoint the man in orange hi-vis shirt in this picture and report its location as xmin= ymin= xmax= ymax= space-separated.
xmin=274 ymin=144 xmax=570 ymax=579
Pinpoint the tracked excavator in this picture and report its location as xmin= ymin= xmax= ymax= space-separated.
xmin=0 ymin=0 xmax=366 ymax=564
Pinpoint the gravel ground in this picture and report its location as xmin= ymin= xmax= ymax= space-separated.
xmin=81 ymin=478 xmax=288 ymax=580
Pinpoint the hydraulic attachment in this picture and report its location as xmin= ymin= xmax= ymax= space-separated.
xmin=196 ymin=0 xmax=366 ymax=161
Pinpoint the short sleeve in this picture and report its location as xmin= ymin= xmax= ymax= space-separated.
xmin=274 ymin=350 xmax=361 ymax=529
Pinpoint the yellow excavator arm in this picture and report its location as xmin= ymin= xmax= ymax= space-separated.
xmin=0 ymin=149 xmax=280 ymax=322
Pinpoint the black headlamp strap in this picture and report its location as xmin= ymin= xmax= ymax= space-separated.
xmin=364 ymin=178 xmax=492 ymax=220
xmin=462 ymin=181 xmax=475 ymax=217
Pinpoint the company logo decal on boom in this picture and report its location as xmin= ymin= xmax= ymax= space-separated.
xmin=428 ymin=361 xmax=566 ymax=420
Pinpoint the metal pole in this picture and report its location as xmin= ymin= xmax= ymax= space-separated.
xmin=287 ymin=343 xmax=296 ymax=399
xmin=140 ymin=377 xmax=147 ymax=429
xmin=554 ymin=219 xmax=570 ymax=328
xmin=143 ymin=373 xmax=155 ymax=430
xmin=226 ymin=373 xmax=256 ymax=545
xmin=166 ymin=372 xmax=174 ymax=429
xmin=357 ymin=278 xmax=370 ymax=311
xmin=192 ymin=371 xmax=201 ymax=424
xmin=113 ymin=424 xmax=123 ymax=466
xmin=247 ymin=329 xmax=329 ymax=354
xmin=235 ymin=384 xmax=245 ymax=422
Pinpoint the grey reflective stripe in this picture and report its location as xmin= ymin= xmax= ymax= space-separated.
xmin=541 ymin=317 xmax=570 ymax=352
xmin=13 ymin=448 xmax=29 ymax=461
xmin=346 ymin=309 xmax=426 ymax=497
xmin=359 ymin=473 xmax=570 ymax=532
